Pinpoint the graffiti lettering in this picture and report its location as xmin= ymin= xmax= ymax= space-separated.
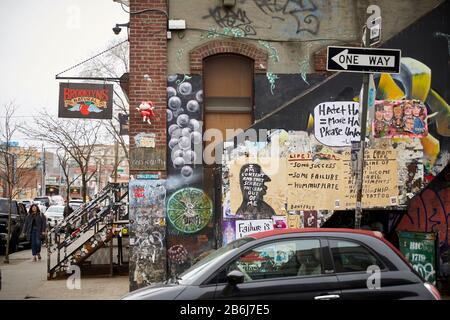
xmin=253 ymin=0 xmax=320 ymax=35
xmin=203 ymin=7 xmax=257 ymax=36
xmin=413 ymin=263 xmax=436 ymax=282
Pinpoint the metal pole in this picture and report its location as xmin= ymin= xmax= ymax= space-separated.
xmin=114 ymin=140 xmax=119 ymax=183
xmin=355 ymin=27 xmax=372 ymax=229
xmin=41 ymin=145 xmax=46 ymax=196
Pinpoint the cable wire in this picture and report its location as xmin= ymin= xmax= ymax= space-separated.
xmin=55 ymin=39 xmax=129 ymax=78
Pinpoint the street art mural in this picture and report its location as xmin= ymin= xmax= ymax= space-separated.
xmin=166 ymin=74 xmax=216 ymax=277
xmin=167 ymin=187 xmax=213 ymax=234
xmin=235 ymin=163 xmax=276 ymax=219
xmin=129 ymin=179 xmax=167 ymax=291
xmin=167 ymin=74 xmax=203 ymax=183
xmin=397 ymin=164 xmax=449 ymax=281
xmin=220 ymin=2 xmax=449 ymax=254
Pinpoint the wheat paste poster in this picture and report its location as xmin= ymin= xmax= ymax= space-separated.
xmin=287 ymin=152 xmax=345 ymax=211
xmin=314 ymin=101 xmax=360 ymax=147
xmin=373 ymin=100 xmax=428 ymax=138
xmin=341 ymin=148 xmax=398 ymax=208
xmin=229 ymin=157 xmax=287 ymax=219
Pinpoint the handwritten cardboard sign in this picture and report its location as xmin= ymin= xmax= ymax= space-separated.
xmin=287 ymin=152 xmax=345 ymax=211
xmin=235 ymin=219 xmax=273 ymax=239
xmin=286 ymin=149 xmax=398 ymax=210
xmin=341 ymin=148 xmax=398 ymax=208
xmin=314 ymin=101 xmax=360 ymax=147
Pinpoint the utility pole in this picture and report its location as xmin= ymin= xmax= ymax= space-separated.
xmin=354 ymin=9 xmax=379 ymax=229
xmin=114 ymin=140 xmax=119 ymax=183
xmin=41 ymin=144 xmax=46 ymax=196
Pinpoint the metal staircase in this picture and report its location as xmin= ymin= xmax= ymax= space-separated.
xmin=46 ymin=183 xmax=129 ymax=279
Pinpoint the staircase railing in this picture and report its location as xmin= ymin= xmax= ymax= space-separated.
xmin=46 ymin=182 xmax=128 ymax=279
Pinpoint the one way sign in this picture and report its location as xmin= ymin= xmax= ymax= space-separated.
xmin=327 ymin=46 xmax=401 ymax=74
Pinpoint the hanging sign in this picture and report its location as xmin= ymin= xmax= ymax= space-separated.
xmin=58 ymin=83 xmax=113 ymax=119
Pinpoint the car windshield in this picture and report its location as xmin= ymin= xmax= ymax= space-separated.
xmin=176 ymin=237 xmax=255 ymax=285
xmin=46 ymin=206 xmax=64 ymax=214
xmin=0 ymin=200 xmax=17 ymax=214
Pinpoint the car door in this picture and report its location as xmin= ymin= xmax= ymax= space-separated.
xmin=211 ymin=237 xmax=341 ymax=300
xmin=328 ymin=237 xmax=422 ymax=300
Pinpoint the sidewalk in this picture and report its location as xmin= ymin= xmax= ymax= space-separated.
xmin=0 ymin=249 xmax=129 ymax=300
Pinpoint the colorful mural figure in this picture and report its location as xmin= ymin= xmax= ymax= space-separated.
xmin=236 ymin=164 xmax=276 ymax=220
xmin=373 ymin=100 xmax=428 ymax=138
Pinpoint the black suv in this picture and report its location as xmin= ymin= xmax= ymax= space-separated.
xmin=0 ymin=198 xmax=29 ymax=253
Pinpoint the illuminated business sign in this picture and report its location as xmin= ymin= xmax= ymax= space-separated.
xmin=58 ymin=83 xmax=113 ymax=119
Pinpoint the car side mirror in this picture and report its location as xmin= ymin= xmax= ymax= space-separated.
xmin=226 ymin=270 xmax=244 ymax=286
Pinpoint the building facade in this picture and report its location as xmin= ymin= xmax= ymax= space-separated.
xmin=125 ymin=0 xmax=449 ymax=291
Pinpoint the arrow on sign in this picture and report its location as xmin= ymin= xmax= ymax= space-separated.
xmin=331 ymin=49 xmax=395 ymax=70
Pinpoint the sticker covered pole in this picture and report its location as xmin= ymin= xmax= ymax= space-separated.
xmin=355 ymin=9 xmax=377 ymax=229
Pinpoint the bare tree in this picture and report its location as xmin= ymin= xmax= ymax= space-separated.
xmin=81 ymin=39 xmax=130 ymax=159
xmin=55 ymin=148 xmax=81 ymax=204
xmin=24 ymin=113 xmax=102 ymax=202
xmin=1 ymin=102 xmax=38 ymax=263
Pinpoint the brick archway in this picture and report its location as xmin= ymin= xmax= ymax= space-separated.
xmin=189 ymin=40 xmax=268 ymax=74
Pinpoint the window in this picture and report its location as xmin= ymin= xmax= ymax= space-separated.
xmin=330 ymin=239 xmax=384 ymax=273
xmin=203 ymin=54 xmax=253 ymax=148
xmin=218 ymin=239 xmax=322 ymax=283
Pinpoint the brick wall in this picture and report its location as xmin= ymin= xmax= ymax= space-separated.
xmin=189 ymin=39 xmax=268 ymax=74
xmin=129 ymin=0 xmax=168 ymax=176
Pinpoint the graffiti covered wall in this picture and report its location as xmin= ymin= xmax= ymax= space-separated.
xmin=129 ymin=179 xmax=167 ymax=291
xmin=166 ymin=74 xmax=216 ymax=276
xmin=167 ymin=0 xmax=441 ymax=74
xmin=397 ymin=165 xmax=450 ymax=280
xmin=221 ymin=1 xmax=449 ymax=247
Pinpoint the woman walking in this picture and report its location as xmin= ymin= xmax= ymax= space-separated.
xmin=22 ymin=204 xmax=47 ymax=261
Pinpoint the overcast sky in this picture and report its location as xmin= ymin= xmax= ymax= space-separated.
xmin=0 ymin=0 xmax=128 ymax=146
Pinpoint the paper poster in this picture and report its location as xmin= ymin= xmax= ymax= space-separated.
xmin=303 ymin=211 xmax=318 ymax=228
xmin=229 ymin=157 xmax=287 ymax=219
xmin=341 ymin=148 xmax=398 ymax=208
xmin=272 ymin=215 xmax=287 ymax=229
xmin=235 ymin=219 xmax=274 ymax=239
xmin=288 ymin=214 xmax=301 ymax=228
xmin=314 ymin=101 xmax=360 ymax=147
xmin=287 ymin=152 xmax=345 ymax=211
xmin=222 ymin=220 xmax=236 ymax=246
xmin=373 ymin=100 xmax=428 ymax=138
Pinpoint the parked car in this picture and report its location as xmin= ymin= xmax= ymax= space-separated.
xmin=122 ymin=228 xmax=442 ymax=300
xmin=50 ymin=195 xmax=65 ymax=206
xmin=19 ymin=199 xmax=33 ymax=211
xmin=33 ymin=196 xmax=51 ymax=208
xmin=69 ymin=199 xmax=84 ymax=211
xmin=0 ymin=198 xmax=29 ymax=253
xmin=45 ymin=205 xmax=65 ymax=228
